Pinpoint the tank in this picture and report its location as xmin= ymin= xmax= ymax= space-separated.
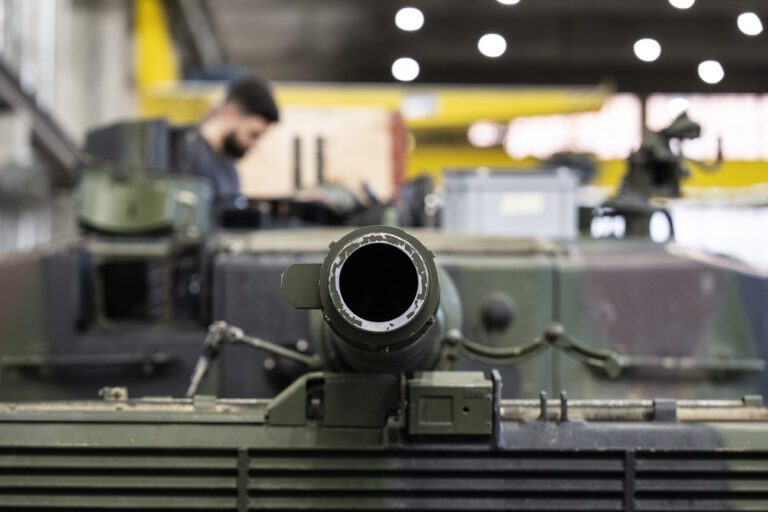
xmin=3 ymin=219 xmax=768 ymax=401
xmin=1 ymin=118 xmax=767 ymax=402
xmin=2 ymin=227 xmax=768 ymax=510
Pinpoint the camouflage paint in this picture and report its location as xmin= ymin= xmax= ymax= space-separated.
xmin=2 ymin=228 xmax=768 ymax=402
xmin=557 ymin=246 xmax=766 ymax=400
xmin=0 ymin=250 xmax=49 ymax=359
xmin=443 ymin=254 xmax=554 ymax=398
xmin=1 ymin=395 xmax=767 ymax=510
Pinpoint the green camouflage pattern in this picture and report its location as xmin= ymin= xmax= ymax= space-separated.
xmin=2 ymin=228 xmax=768 ymax=510
xmin=0 ymin=384 xmax=767 ymax=510
xmin=556 ymin=244 xmax=766 ymax=400
xmin=0 ymin=250 xmax=49 ymax=360
xmin=1 ymin=228 xmax=767 ymax=401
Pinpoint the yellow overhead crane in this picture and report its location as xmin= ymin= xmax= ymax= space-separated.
xmin=134 ymin=0 xmax=767 ymax=191
xmin=133 ymin=0 xmax=609 ymax=127
xmin=134 ymin=0 xmax=180 ymax=88
xmin=139 ymin=81 xmax=617 ymax=183
xmin=271 ymin=85 xmax=610 ymax=129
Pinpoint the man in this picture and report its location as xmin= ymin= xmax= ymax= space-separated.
xmin=184 ymin=76 xmax=279 ymax=209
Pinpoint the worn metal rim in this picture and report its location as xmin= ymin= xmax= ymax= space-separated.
xmin=328 ymin=233 xmax=428 ymax=333
xmin=318 ymin=226 xmax=441 ymax=353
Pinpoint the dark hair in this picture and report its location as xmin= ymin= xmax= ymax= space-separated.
xmin=225 ymin=76 xmax=279 ymax=123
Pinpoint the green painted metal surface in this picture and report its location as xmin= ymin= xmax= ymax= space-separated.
xmin=78 ymin=169 xmax=212 ymax=235
xmin=1 ymin=226 xmax=768 ymax=402
xmin=2 ymin=391 xmax=768 ymax=509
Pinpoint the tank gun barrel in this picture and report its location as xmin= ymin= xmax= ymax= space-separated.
xmin=282 ymin=226 xmax=461 ymax=372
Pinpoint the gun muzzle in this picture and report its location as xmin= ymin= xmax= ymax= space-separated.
xmin=282 ymin=226 xmax=460 ymax=372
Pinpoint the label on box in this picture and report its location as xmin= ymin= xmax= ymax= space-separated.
xmin=499 ymin=192 xmax=545 ymax=216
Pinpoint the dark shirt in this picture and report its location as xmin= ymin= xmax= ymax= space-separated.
xmin=181 ymin=129 xmax=241 ymax=208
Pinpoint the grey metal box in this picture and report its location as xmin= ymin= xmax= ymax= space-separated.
xmin=443 ymin=169 xmax=578 ymax=240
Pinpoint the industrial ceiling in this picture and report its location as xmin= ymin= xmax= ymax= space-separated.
xmin=209 ymin=0 xmax=768 ymax=93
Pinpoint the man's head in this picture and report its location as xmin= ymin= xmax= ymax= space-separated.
xmin=210 ymin=76 xmax=279 ymax=159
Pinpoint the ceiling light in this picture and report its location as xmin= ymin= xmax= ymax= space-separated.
xmin=737 ymin=12 xmax=763 ymax=36
xmin=698 ymin=60 xmax=724 ymax=84
xmin=395 ymin=7 xmax=424 ymax=32
xmin=497 ymin=0 xmax=521 ymax=5
xmin=392 ymin=57 xmax=420 ymax=82
xmin=668 ymin=0 xmax=695 ymax=9
xmin=468 ymin=121 xmax=503 ymax=147
xmin=633 ymin=38 xmax=661 ymax=62
xmin=478 ymin=33 xmax=507 ymax=58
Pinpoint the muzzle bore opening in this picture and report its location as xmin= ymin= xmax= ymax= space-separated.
xmin=338 ymin=243 xmax=419 ymax=323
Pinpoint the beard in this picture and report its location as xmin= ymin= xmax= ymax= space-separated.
xmin=222 ymin=133 xmax=247 ymax=159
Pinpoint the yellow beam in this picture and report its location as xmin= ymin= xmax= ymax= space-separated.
xmin=135 ymin=0 xmax=180 ymax=89
xmin=139 ymin=82 xmax=611 ymax=127
xmin=135 ymin=80 xmax=768 ymax=192
xmin=274 ymin=84 xmax=611 ymax=128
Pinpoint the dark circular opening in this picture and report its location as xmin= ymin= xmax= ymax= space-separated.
xmin=338 ymin=243 xmax=418 ymax=323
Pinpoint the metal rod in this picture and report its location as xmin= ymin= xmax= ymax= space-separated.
xmin=500 ymin=399 xmax=767 ymax=422
xmin=316 ymin=136 xmax=324 ymax=185
xmin=238 ymin=334 xmax=319 ymax=367
xmin=293 ymin=136 xmax=301 ymax=190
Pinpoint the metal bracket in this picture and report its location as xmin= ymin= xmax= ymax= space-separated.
xmin=186 ymin=321 xmax=322 ymax=397
xmin=407 ymin=371 xmax=493 ymax=436
xmin=653 ymin=399 xmax=678 ymax=422
xmin=281 ymin=263 xmax=322 ymax=309
xmin=491 ymin=369 xmax=503 ymax=447
xmin=459 ymin=322 xmax=765 ymax=380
